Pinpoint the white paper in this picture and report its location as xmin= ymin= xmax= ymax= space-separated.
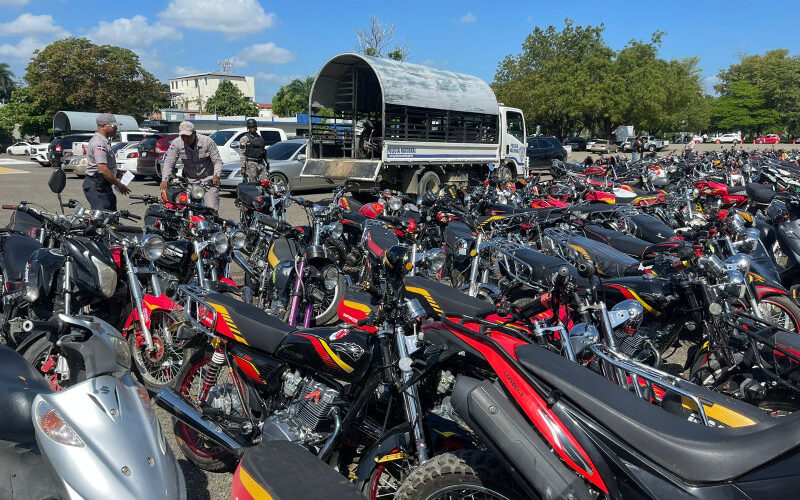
xmin=115 ymin=171 xmax=135 ymax=193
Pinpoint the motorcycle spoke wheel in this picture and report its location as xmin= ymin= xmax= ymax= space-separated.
xmin=130 ymin=310 xmax=183 ymax=390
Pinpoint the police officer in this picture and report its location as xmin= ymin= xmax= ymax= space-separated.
xmin=84 ymin=113 xmax=130 ymax=210
xmin=239 ymin=118 xmax=269 ymax=182
xmin=160 ymin=121 xmax=223 ymax=210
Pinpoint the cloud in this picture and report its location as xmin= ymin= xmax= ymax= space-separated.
xmin=0 ymin=37 xmax=47 ymax=63
xmin=256 ymin=72 xmax=301 ymax=85
xmin=459 ymin=12 xmax=476 ymax=23
xmin=0 ymin=0 xmax=30 ymax=5
xmin=236 ymin=42 xmax=294 ymax=66
xmin=0 ymin=13 xmax=68 ymax=37
xmin=174 ymin=65 xmax=199 ymax=76
xmin=159 ymin=0 xmax=276 ymax=34
xmin=132 ymin=48 xmax=166 ymax=76
xmin=88 ymin=15 xmax=181 ymax=47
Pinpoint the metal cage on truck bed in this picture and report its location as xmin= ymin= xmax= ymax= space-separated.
xmin=302 ymin=53 xmax=506 ymax=186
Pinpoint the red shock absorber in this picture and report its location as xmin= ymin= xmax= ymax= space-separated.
xmin=198 ymin=347 xmax=226 ymax=405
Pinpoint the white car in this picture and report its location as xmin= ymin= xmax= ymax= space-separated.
xmin=6 ymin=141 xmax=37 ymax=155
xmin=716 ymin=133 xmax=741 ymax=144
xmin=30 ymin=144 xmax=50 ymax=165
xmin=209 ymin=127 xmax=287 ymax=164
xmin=115 ymin=142 xmax=141 ymax=174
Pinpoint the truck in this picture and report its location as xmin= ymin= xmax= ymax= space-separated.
xmin=300 ymin=53 xmax=527 ymax=193
xmin=615 ymin=125 xmax=634 ymax=145
xmin=641 ymin=135 xmax=669 ymax=152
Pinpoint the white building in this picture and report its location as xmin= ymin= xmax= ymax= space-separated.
xmin=169 ymin=71 xmax=255 ymax=112
xmin=258 ymin=103 xmax=274 ymax=118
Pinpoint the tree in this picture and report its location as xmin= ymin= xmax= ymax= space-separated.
xmin=203 ymin=79 xmax=258 ymax=116
xmin=25 ymin=37 xmax=167 ymax=123
xmin=0 ymin=63 xmax=16 ymax=101
xmin=0 ymin=87 xmax=50 ymax=138
xmin=716 ymin=50 xmax=800 ymax=136
xmin=710 ymin=81 xmax=780 ymax=135
xmin=272 ymin=77 xmax=314 ymax=117
xmin=356 ymin=15 xmax=408 ymax=61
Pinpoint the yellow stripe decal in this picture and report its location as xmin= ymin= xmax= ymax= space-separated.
xmin=319 ymin=339 xmax=354 ymax=373
xmin=239 ymin=467 xmax=273 ymax=499
xmin=681 ymin=398 xmax=757 ymax=428
xmin=621 ymin=287 xmax=661 ymax=317
xmin=343 ymin=300 xmax=371 ymax=313
xmin=405 ymin=286 xmax=443 ymax=314
xmin=267 ymin=245 xmax=279 ymax=268
xmin=207 ymin=303 xmax=249 ymax=345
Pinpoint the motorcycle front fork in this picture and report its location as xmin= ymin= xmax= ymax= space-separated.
xmin=388 ymin=322 xmax=429 ymax=464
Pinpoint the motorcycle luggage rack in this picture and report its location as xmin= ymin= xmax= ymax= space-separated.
xmin=488 ymin=237 xmax=542 ymax=291
xmin=171 ymin=284 xmax=220 ymax=339
xmin=589 ymin=344 xmax=713 ymax=427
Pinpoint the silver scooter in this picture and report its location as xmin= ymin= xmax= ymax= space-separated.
xmin=0 ymin=314 xmax=186 ymax=499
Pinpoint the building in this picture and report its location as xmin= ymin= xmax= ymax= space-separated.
xmin=168 ymin=71 xmax=255 ymax=112
xmin=258 ymin=103 xmax=273 ymax=119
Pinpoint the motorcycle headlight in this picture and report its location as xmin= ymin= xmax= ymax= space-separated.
xmin=455 ymin=237 xmax=468 ymax=257
xmin=109 ymin=335 xmax=132 ymax=371
xmin=324 ymin=222 xmax=343 ymax=240
xmin=141 ymin=234 xmax=165 ymax=261
xmin=425 ymin=248 xmax=446 ymax=272
xmin=282 ymin=195 xmax=292 ymax=207
xmin=388 ymin=196 xmax=402 ymax=212
xmin=230 ymin=230 xmax=246 ymax=250
xmin=190 ymin=185 xmax=205 ymax=201
xmin=734 ymin=228 xmax=760 ymax=255
xmin=322 ymin=266 xmax=339 ymax=290
xmin=725 ymin=254 xmax=751 ymax=275
xmin=212 ymin=232 xmax=229 ymax=254
xmin=91 ymin=255 xmax=117 ymax=298
xmin=312 ymin=204 xmax=324 ymax=215
xmin=36 ymin=401 xmax=85 ymax=447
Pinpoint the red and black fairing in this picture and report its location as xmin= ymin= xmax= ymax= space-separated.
xmin=337 ymin=289 xmax=379 ymax=333
xmin=276 ymin=328 xmax=375 ymax=382
xmin=230 ymin=343 xmax=287 ymax=389
xmin=602 ymin=275 xmax=677 ymax=316
xmin=365 ymin=224 xmax=399 ymax=261
xmin=695 ymin=180 xmax=748 ymax=207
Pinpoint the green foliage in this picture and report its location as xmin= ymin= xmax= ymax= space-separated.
xmin=0 ymin=87 xmax=50 ymax=138
xmin=25 ymin=38 xmax=167 ymax=123
xmin=272 ymin=77 xmax=314 ymax=117
xmin=493 ymin=20 xmax=707 ymax=138
xmin=716 ymin=50 xmax=800 ymax=136
xmin=0 ymin=63 xmax=17 ymax=101
xmin=710 ymin=81 xmax=780 ymax=134
xmin=203 ymin=79 xmax=259 ymax=116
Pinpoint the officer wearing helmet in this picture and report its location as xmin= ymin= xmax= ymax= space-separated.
xmin=239 ymin=118 xmax=269 ymax=183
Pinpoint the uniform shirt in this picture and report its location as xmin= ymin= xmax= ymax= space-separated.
xmin=86 ymin=132 xmax=117 ymax=177
xmin=162 ymin=133 xmax=223 ymax=181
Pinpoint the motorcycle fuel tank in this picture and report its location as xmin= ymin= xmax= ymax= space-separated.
xmin=277 ymin=326 xmax=375 ymax=382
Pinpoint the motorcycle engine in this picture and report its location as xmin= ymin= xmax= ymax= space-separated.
xmin=261 ymin=376 xmax=341 ymax=447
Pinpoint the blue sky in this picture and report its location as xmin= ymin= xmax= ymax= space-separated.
xmin=1 ymin=0 xmax=799 ymax=105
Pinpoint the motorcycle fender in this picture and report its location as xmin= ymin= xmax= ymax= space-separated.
xmin=25 ymin=248 xmax=65 ymax=298
xmin=219 ymin=276 xmax=239 ymax=290
xmin=354 ymin=423 xmax=412 ymax=489
xmin=123 ymin=294 xmax=179 ymax=331
xmin=16 ymin=331 xmax=47 ymax=357
xmin=450 ymin=375 xmax=594 ymax=500
xmin=207 ymin=280 xmax=241 ymax=296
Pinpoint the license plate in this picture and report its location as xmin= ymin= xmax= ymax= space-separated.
xmin=141 ymin=152 xmax=147 ymax=157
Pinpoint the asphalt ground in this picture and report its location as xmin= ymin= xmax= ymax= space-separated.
xmin=0 ymin=141 xmax=797 ymax=499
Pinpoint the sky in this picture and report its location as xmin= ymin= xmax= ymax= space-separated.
xmin=1 ymin=0 xmax=799 ymax=106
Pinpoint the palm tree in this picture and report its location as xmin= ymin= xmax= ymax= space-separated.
xmin=0 ymin=63 xmax=16 ymax=101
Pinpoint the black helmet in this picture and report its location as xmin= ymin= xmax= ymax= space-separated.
xmin=246 ymin=118 xmax=257 ymax=128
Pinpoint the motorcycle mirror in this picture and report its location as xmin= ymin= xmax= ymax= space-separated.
xmin=48 ymin=167 xmax=67 ymax=194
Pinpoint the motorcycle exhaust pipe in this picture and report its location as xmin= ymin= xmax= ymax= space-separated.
xmin=155 ymin=388 xmax=244 ymax=457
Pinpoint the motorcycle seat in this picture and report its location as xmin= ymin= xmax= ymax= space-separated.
xmin=746 ymin=183 xmax=776 ymax=204
xmin=1 ymin=233 xmax=41 ymax=281
xmin=566 ymin=235 xmax=643 ymax=278
xmin=403 ymin=276 xmax=495 ymax=319
xmin=0 ymin=345 xmax=52 ymax=442
xmin=205 ymin=293 xmax=294 ymax=354
xmin=236 ymin=182 xmax=263 ymax=208
xmin=628 ymin=214 xmax=675 ymax=243
xmin=513 ymin=344 xmax=800 ymax=484
xmin=727 ymin=185 xmax=747 ymax=194
xmin=583 ymin=225 xmax=682 ymax=260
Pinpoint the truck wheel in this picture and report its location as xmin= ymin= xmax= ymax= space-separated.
xmin=418 ymin=170 xmax=441 ymax=195
xmin=494 ymin=165 xmax=513 ymax=183
xmin=648 ymin=145 xmax=656 ymax=152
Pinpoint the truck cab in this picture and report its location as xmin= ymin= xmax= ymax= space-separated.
xmin=499 ymin=106 xmax=527 ymax=178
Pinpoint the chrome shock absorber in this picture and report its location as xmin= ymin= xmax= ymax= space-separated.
xmin=198 ymin=342 xmax=226 ymax=404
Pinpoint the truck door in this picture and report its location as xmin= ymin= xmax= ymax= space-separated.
xmin=501 ymin=108 xmax=527 ymax=176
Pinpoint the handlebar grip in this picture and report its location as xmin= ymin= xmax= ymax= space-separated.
xmin=22 ymin=318 xmax=63 ymax=334
xmin=1 ymin=204 xmax=17 ymax=210
xmin=127 ymin=213 xmax=142 ymax=221
xmin=356 ymin=317 xmax=372 ymax=327
xmin=112 ymin=225 xmax=144 ymax=233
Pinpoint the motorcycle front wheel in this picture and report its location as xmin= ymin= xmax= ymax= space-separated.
xmin=129 ymin=310 xmax=184 ymax=392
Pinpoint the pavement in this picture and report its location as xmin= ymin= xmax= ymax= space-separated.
xmin=0 ymin=142 xmax=796 ymax=498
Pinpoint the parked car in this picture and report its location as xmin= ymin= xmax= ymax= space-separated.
xmin=210 ymin=127 xmax=288 ymax=165
xmin=526 ymin=136 xmax=567 ymax=168
xmin=755 ymin=134 xmax=781 ymax=144
xmin=566 ymin=137 xmax=588 ymax=151
xmin=641 ymin=136 xmax=668 ymax=152
xmin=115 ymin=141 xmax=140 ymax=174
xmin=137 ymin=134 xmax=176 ymax=178
xmin=29 ymin=143 xmax=50 ymax=166
xmin=220 ymin=138 xmax=337 ymax=192
xmin=5 ymin=141 xmax=37 ymax=155
xmin=63 ymin=143 xmax=128 ymax=177
xmin=47 ymin=134 xmax=93 ymax=165
xmin=586 ymin=139 xmax=618 ymax=153
xmin=620 ymin=137 xmax=637 ymax=152
xmin=716 ymin=133 xmax=741 ymax=144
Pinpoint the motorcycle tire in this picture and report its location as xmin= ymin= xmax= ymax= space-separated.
xmin=758 ymin=295 xmax=800 ymax=333
xmin=312 ymin=267 xmax=346 ymax=326
xmin=393 ymin=450 xmax=518 ymax=500
xmin=172 ymin=348 xmax=239 ymax=472
xmin=128 ymin=309 xmax=184 ymax=392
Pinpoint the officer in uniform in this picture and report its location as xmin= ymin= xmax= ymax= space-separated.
xmin=160 ymin=121 xmax=223 ymax=210
xmin=84 ymin=113 xmax=130 ymax=210
xmin=239 ymin=118 xmax=269 ymax=182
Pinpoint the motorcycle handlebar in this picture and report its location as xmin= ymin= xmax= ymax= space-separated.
xmin=1 ymin=204 xmax=17 ymax=210
xmin=22 ymin=318 xmax=63 ymax=334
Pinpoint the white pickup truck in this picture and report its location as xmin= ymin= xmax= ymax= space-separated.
xmin=642 ymin=136 xmax=669 ymax=152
